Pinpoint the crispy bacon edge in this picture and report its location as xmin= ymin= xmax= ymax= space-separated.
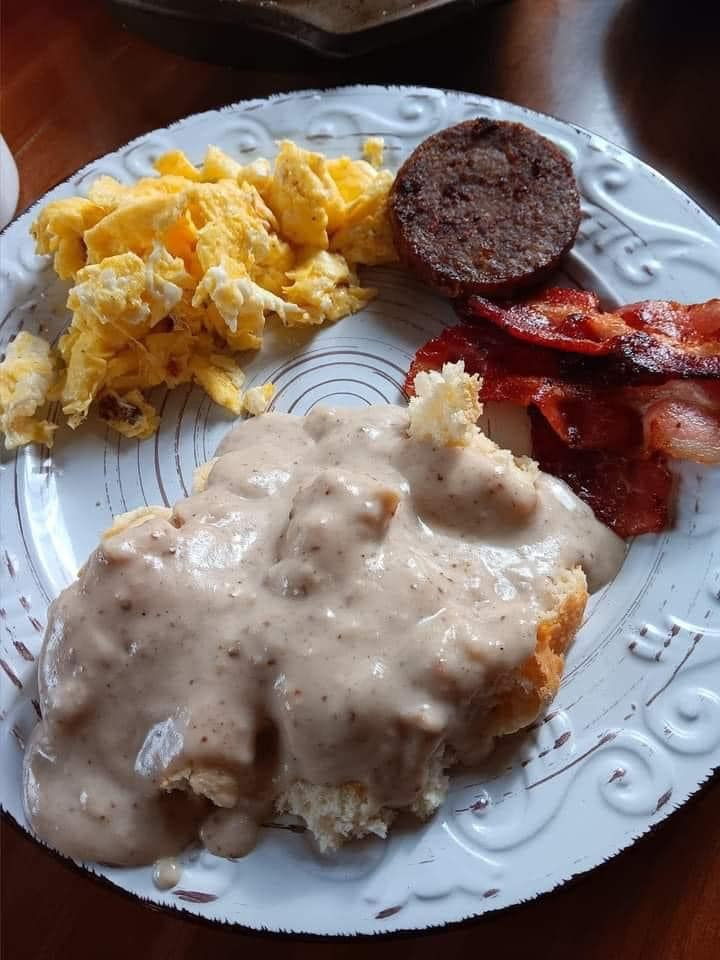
xmin=462 ymin=289 xmax=720 ymax=378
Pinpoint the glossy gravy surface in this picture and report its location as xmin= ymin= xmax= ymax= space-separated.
xmin=24 ymin=405 xmax=624 ymax=864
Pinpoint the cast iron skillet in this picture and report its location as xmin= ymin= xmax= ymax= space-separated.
xmin=108 ymin=0 xmax=501 ymax=61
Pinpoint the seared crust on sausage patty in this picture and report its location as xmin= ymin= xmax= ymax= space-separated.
xmin=389 ymin=119 xmax=582 ymax=298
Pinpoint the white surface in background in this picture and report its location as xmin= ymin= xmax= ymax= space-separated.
xmin=0 ymin=135 xmax=19 ymax=230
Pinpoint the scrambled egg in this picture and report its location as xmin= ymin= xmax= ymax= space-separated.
xmin=362 ymin=136 xmax=385 ymax=169
xmin=1 ymin=139 xmax=397 ymax=449
xmin=269 ymin=140 xmax=345 ymax=248
xmin=242 ymin=382 xmax=275 ymax=416
xmin=283 ymin=251 xmax=372 ymax=325
xmin=192 ymin=262 xmax=303 ymax=343
xmin=32 ymin=198 xmax=106 ymax=279
xmin=0 ymin=332 xmax=58 ymax=449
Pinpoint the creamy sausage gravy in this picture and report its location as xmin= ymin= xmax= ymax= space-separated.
xmin=23 ymin=404 xmax=624 ymax=865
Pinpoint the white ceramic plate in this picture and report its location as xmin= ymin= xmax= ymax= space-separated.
xmin=1 ymin=86 xmax=719 ymax=936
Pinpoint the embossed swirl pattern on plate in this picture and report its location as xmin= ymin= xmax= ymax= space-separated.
xmin=1 ymin=86 xmax=719 ymax=936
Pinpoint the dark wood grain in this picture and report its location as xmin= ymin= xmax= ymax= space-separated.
xmin=2 ymin=1 xmax=719 ymax=956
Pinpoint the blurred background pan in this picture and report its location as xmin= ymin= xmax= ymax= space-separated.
xmin=108 ymin=0 xmax=504 ymax=62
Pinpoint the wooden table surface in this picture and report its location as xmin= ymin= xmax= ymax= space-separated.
xmin=2 ymin=0 xmax=719 ymax=957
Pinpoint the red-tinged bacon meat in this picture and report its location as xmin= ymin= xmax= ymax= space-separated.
xmin=405 ymin=321 xmax=720 ymax=535
xmin=463 ymin=289 xmax=720 ymax=378
xmin=639 ymin=382 xmax=720 ymax=464
xmin=532 ymin=380 xmax=720 ymax=463
xmin=529 ymin=412 xmax=673 ymax=538
xmin=406 ymin=321 xmax=621 ymax=403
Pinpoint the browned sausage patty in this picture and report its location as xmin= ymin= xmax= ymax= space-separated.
xmin=389 ymin=119 xmax=581 ymax=298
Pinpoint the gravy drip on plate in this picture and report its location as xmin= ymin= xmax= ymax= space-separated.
xmin=23 ymin=406 xmax=624 ymax=864
xmin=152 ymin=857 xmax=182 ymax=890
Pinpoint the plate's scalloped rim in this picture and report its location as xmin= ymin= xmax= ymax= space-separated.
xmin=2 ymin=84 xmax=719 ymax=236
xmin=5 ymin=764 xmax=719 ymax=941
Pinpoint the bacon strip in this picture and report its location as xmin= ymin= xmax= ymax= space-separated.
xmin=529 ymin=412 xmax=673 ymax=538
xmin=463 ymin=289 xmax=720 ymax=378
